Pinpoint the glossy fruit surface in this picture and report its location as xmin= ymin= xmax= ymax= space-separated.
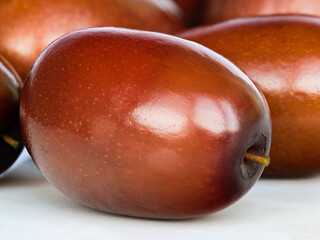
xmin=0 ymin=0 xmax=184 ymax=81
xmin=182 ymin=15 xmax=320 ymax=177
xmin=0 ymin=55 xmax=23 ymax=175
xmin=20 ymin=28 xmax=271 ymax=219
xmin=204 ymin=0 xmax=320 ymax=24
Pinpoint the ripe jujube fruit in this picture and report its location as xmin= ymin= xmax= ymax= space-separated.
xmin=204 ymin=0 xmax=320 ymax=24
xmin=0 ymin=55 xmax=23 ymax=175
xmin=182 ymin=15 xmax=320 ymax=177
xmin=0 ymin=0 xmax=184 ymax=81
xmin=20 ymin=28 xmax=271 ymax=219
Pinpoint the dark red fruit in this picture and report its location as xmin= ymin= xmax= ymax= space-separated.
xmin=182 ymin=15 xmax=320 ymax=177
xmin=0 ymin=0 xmax=184 ymax=81
xmin=20 ymin=28 xmax=271 ymax=218
xmin=0 ymin=55 xmax=23 ymax=175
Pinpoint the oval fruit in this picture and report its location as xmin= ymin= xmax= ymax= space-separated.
xmin=0 ymin=0 xmax=184 ymax=81
xmin=20 ymin=27 xmax=271 ymax=219
xmin=182 ymin=15 xmax=320 ymax=177
xmin=204 ymin=0 xmax=320 ymax=24
xmin=0 ymin=55 xmax=23 ymax=175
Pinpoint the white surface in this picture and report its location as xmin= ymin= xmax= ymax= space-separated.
xmin=1 ymin=150 xmax=320 ymax=240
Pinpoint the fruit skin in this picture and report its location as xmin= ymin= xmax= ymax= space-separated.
xmin=20 ymin=27 xmax=271 ymax=219
xmin=0 ymin=0 xmax=184 ymax=81
xmin=181 ymin=15 xmax=320 ymax=177
xmin=0 ymin=55 xmax=23 ymax=175
xmin=204 ymin=0 xmax=320 ymax=24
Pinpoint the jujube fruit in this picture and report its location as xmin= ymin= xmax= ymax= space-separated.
xmin=182 ymin=15 xmax=320 ymax=177
xmin=20 ymin=27 xmax=271 ymax=218
xmin=0 ymin=55 xmax=23 ymax=175
xmin=204 ymin=0 xmax=320 ymax=24
xmin=0 ymin=0 xmax=184 ymax=81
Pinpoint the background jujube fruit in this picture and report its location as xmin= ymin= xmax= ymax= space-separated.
xmin=0 ymin=55 xmax=23 ymax=175
xmin=20 ymin=28 xmax=271 ymax=219
xmin=204 ymin=0 xmax=320 ymax=24
xmin=0 ymin=0 xmax=184 ymax=81
xmin=182 ymin=15 xmax=320 ymax=177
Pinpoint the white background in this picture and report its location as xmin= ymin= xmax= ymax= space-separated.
xmin=1 ymin=149 xmax=320 ymax=240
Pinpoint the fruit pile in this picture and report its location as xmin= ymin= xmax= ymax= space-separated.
xmin=0 ymin=0 xmax=319 ymax=219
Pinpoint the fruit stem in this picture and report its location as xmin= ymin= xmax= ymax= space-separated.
xmin=244 ymin=152 xmax=270 ymax=167
xmin=0 ymin=134 xmax=20 ymax=150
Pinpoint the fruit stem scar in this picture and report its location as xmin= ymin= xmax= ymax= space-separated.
xmin=244 ymin=152 xmax=270 ymax=167
xmin=0 ymin=134 xmax=20 ymax=150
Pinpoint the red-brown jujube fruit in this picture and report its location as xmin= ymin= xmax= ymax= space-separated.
xmin=20 ymin=28 xmax=271 ymax=219
xmin=182 ymin=15 xmax=320 ymax=177
xmin=0 ymin=0 xmax=184 ymax=81
xmin=204 ymin=0 xmax=320 ymax=24
xmin=0 ymin=55 xmax=23 ymax=175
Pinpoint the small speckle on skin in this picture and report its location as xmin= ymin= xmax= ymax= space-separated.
xmin=104 ymin=155 xmax=108 ymax=158
xmin=81 ymin=163 xmax=84 ymax=166
xmin=117 ymin=156 xmax=122 ymax=159
xmin=83 ymin=174 xmax=88 ymax=177
xmin=106 ymin=148 xmax=109 ymax=152
xmin=117 ymin=143 xmax=122 ymax=146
